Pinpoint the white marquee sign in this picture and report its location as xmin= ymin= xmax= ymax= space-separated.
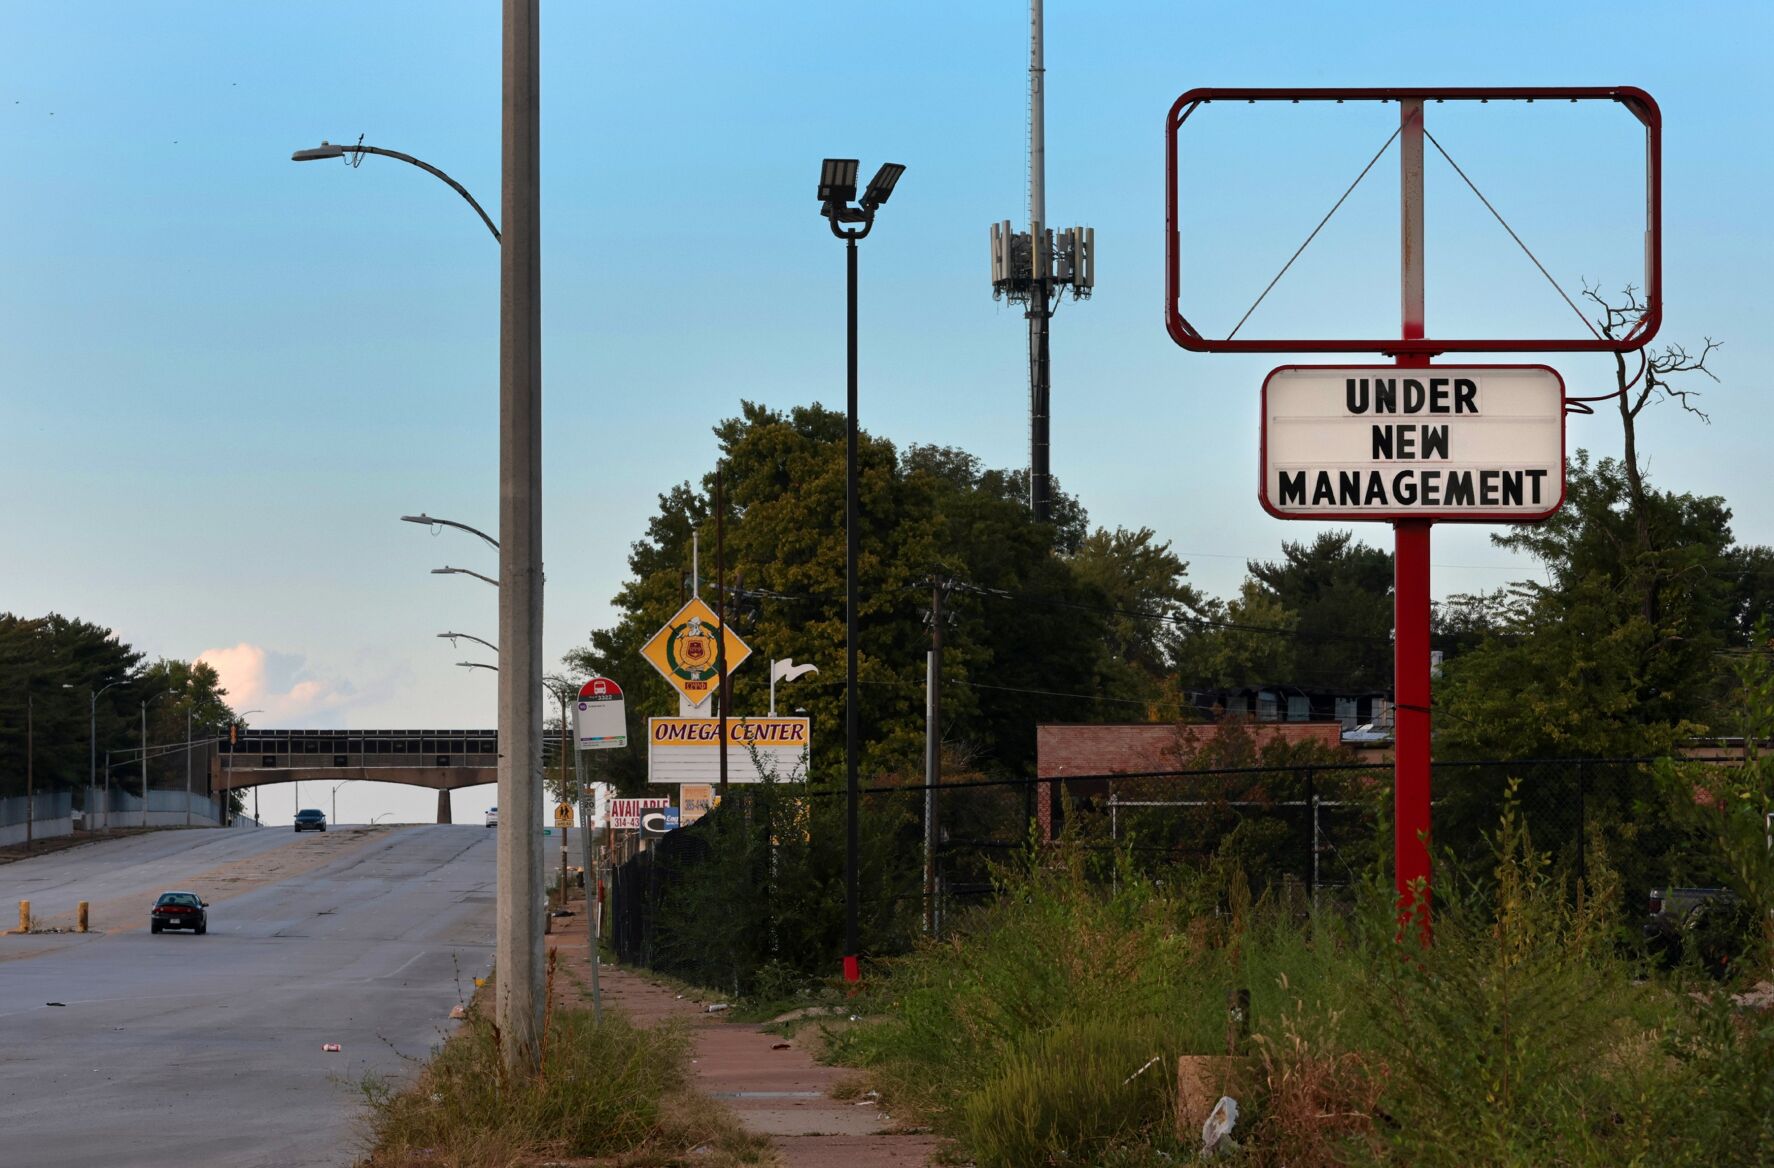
xmin=1261 ymin=365 xmax=1565 ymax=521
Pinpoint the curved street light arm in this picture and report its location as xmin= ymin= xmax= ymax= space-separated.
xmin=438 ymin=631 xmax=500 ymax=654
xmin=433 ymin=565 xmax=500 ymax=587
xmin=295 ymin=142 xmax=502 ymax=244
xmin=402 ymin=513 xmax=499 ymax=550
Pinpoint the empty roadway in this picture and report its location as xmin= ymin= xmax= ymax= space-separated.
xmin=0 ymin=824 xmax=496 ymax=1168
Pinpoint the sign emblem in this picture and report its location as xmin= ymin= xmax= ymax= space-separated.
xmin=639 ymin=597 xmax=753 ymax=707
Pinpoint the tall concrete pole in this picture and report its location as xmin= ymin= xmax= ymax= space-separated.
xmin=495 ymin=0 xmax=546 ymax=1071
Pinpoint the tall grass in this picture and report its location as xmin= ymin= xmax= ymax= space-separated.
xmin=358 ymin=1006 xmax=769 ymax=1167
xmin=830 ymin=804 xmax=1774 ymax=1167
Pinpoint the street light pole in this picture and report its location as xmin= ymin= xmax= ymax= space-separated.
xmin=25 ymin=692 xmax=33 ymax=849
xmin=88 ymin=679 xmax=126 ymax=832
xmin=185 ymin=705 xmax=193 ymax=827
xmin=289 ymin=5 xmax=540 ymax=1071
xmin=497 ymin=0 xmax=547 ymax=1072
xmin=818 ymin=158 xmax=906 ymax=984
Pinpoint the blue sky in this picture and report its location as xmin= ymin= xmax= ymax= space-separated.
xmin=3 ymin=1 xmax=1768 ymax=825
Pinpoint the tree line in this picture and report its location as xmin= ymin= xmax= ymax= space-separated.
xmin=0 ymin=614 xmax=239 ymax=804
xmin=565 ymin=318 xmax=1768 ymax=790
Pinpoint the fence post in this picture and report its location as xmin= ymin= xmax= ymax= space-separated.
xmin=1307 ymin=766 xmax=1318 ymax=908
xmin=1226 ymin=988 xmax=1251 ymax=1056
xmin=1575 ymin=760 xmax=1587 ymax=889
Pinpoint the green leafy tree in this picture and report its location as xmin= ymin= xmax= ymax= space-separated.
xmin=1175 ymin=579 xmax=1300 ymax=692
xmin=1247 ymin=531 xmax=1394 ymax=692
xmin=564 ymin=402 xmax=1190 ymax=790
xmin=1437 ymin=453 xmax=1739 ymax=760
xmin=1 ymin=613 xmax=145 ymax=798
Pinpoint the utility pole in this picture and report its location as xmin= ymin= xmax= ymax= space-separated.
xmin=25 ymin=693 xmax=33 ymax=849
xmin=140 ymin=700 xmax=149 ymax=828
xmin=495 ymin=0 xmax=546 ymax=1073
xmin=989 ymin=0 xmax=1093 ymax=523
xmin=184 ymin=706 xmax=193 ymax=827
xmin=923 ymin=578 xmax=947 ymax=936
xmin=716 ymin=466 xmax=729 ymax=798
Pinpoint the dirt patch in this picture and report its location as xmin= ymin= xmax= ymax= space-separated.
xmin=0 ymin=827 xmax=164 ymax=866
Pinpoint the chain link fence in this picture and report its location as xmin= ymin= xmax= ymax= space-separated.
xmin=610 ymin=756 xmax=1721 ymax=992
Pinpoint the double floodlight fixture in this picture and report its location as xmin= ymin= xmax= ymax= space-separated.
xmin=818 ymin=158 xmax=906 ymax=233
xmin=818 ymin=158 xmax=859 ymax=204
xmin=861 ymin=163 xmax=906 ymax=211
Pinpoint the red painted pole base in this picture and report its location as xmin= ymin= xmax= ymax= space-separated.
xmin=842 ymin=954 xmax=861 ymax=983
xmin=1394 ymin=517 xmax=1433 ymax=944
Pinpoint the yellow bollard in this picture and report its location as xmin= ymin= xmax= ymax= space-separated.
xmin=77 ymin=902 xmax=89 ymax=933
xmin=17 ymin=900 xmax=29 ymax=934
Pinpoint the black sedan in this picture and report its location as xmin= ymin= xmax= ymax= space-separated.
xmin=150 ymin=891 xmax=208 ymax=935
xmin=293 ymin=808 xmax=328 ymax=832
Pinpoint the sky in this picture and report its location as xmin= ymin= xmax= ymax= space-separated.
xmin=3 ymin=1 xmax=1769 ymax=827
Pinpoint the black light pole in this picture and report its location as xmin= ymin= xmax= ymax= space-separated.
xmin=818 ymin=157 xmax=905 ymax=984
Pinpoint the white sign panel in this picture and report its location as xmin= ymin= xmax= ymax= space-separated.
xmin=608 ymin=796 xmax=670 ymax=831
xmin=574 ymin=677 xmax=627 ymax=750
xmin=1261 ymin=365 xmax=1564 ymax=521
xmin=646 ymin=716 xmax=811 ymax=785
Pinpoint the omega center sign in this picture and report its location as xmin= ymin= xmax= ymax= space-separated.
xmin=639 ymin=596 xmax=811 ymax=785
xmin=1261 ymin=366 xmax=1564 ymax=521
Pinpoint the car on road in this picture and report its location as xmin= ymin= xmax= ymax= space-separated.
xmin=485 ymin=805 xmax=499 ymax=828
xmin=294 ymin=808 xmax=328 ymax=832
xmin=150 ymin=891 xmax=208 ymax=935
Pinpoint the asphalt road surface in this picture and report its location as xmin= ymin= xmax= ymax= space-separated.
xmin=0 ymin=824 xmax=496 ymax=1168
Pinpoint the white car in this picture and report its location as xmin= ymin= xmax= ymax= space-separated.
xmin=485 ymin=806 xmax=499 ymax=828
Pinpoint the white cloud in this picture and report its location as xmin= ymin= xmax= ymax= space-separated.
xmin=198 ymin=642 xmax=355 ymax=725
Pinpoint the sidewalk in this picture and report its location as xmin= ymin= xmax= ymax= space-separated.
xmin=544 ymin=926 xmax=939 ymax=1168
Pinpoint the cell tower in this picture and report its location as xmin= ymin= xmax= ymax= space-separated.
xmin=989 ymin=0 xmax=1094 ymax=524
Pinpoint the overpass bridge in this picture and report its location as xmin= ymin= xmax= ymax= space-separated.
xmin=214 ymin=730 xmax=497 ymax=823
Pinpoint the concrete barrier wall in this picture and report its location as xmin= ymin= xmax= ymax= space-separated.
xmin=80 ymin=788 xmax=234 ymax=830
xmin=0 ymin=792 xmax=74 ymax=848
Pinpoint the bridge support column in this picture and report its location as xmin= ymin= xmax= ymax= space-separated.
xmin=437 ymin=790 xmax=452 ymax=824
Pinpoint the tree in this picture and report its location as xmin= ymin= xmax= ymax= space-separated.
xmin=1 ymin=613 xmax=145 ymax=799
xmin=1247 ymin=531 xmax=1394 ymax=691
xmin=1176 ymin=580 xmax=1301 ymax=692
xmin=564 ymin=402 xmax=1200 ymax=790
xmin=1436 ymin=453 xmax=1739 ymax=759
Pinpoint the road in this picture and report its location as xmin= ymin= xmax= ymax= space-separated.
xmin=0 ymin=824 xmax=496 ymax=1168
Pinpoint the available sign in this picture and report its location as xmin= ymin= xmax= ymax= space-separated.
xmin=638 ymin=597 xmax=753 ymax=707
xmin=574 ymin=676 xmax=628 ymax=751
xmin=1261 ymin=365 xmax=1564 ymax=521
xmin=608 ymin=796 xmax=670 ymax=831
xmin=646 ymin=716 xmax=810 ymax=785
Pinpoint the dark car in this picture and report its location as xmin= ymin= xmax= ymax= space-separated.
xmin=1645 ymin=886 xmax=1752 ymax=977
xmin=150 ymin=891 xmax=208 ymax=935
xmin=293 ymin=808 xmax=328 ymax=832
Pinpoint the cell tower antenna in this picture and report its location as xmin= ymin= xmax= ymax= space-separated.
xmin=990 ymin=0 xmax=1092 ymax=524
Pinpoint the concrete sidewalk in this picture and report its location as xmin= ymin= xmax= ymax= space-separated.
xmin=544 ymin=928 xmax=939 ymax=1167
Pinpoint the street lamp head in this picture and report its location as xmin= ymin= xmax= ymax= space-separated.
xmin=818 ymin=158 xmax=859 ymax=205
xmin=291 ymin=142 xmax=346 ymax=162
xmin=861 ymin=163 xmax=906 ymax=210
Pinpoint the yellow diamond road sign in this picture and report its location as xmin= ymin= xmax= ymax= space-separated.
xmin=639 ymin=596 xmax=752 ymax=707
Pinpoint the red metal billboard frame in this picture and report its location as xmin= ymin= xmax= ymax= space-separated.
xmin=1165 ymin=87 xmax=1662 ymax=356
